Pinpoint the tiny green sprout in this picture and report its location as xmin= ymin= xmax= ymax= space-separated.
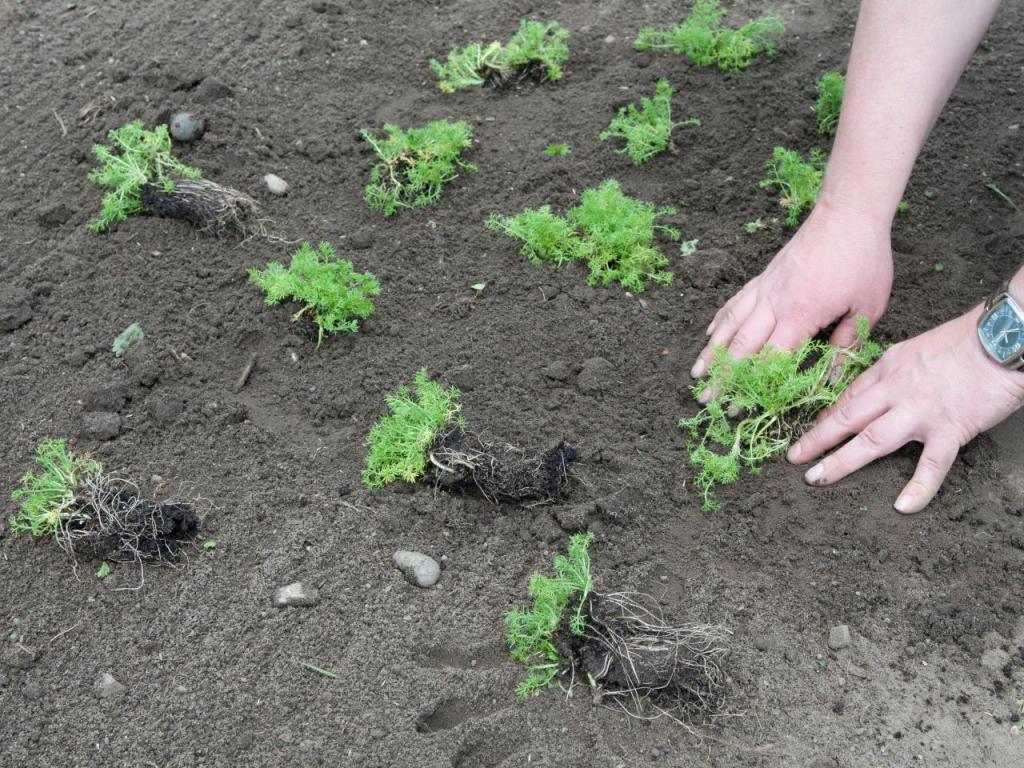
xmin=361 ymin=119 xmax=476 ymax=216
xmin=985 ymin=182 xmax=1021 ymax=213
xmin=9 ymin=618 xmax=24 ymax=644
xmin=202 ymin=540 xmax=218 ymax=551
xmin=744 ymin=218 xmax=767 ymax=234
xmin=289 ymin=657 xmax=338 ymax=679
xmin=487 ymin=179 xmax=681 ymax=292
xmin=896 ymin=201 xmax=909 ymax=216
xmin=470 ymin=282 xmax=487 ymax=292
xmin=249 ymin=241 xmax=379 ymax=348
xmin=363 ymin=369 xmax=461 ymax=489
xmin=933 ymin=263 xmax=945 ymax=273
xmin=813 ymin=71 xmax=845 ymax=137
xmin=599 ymin=80 xmax=700 ymax=165
xmin=505 ymin=533 xmax=595 ymax=697
xmin=96 ymin=562 xmax=112 ymax=579
xmin=679 ymin=317 xmax=882 ymax=510
xmin=635 ymin=0 xmax=784 ymax=72
xmin=545 ymin=143 xmax=571 ymax=157
xmin=759 ymin=147 xmax=826 ymax=226
xmin=431 ymin=20 xmax=570 ymax=92
xmin=87 ymin=120 xmax=202 ymax=233
xmin=112 ymin=323 xmax=144 ymax=357
xmin=679 ymin=238 xmax=699 ymax=257
xmin=10 ymin=438 xmax=102 ymax=536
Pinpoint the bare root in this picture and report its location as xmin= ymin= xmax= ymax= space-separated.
xmin=140 ymin=179 xmax=269 ymax=238
xmin=426 ymin=425 xmax=575 ymax=503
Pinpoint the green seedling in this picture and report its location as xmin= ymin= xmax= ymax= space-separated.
xmin=599 ymin=80 xmax=700 ymax=165
xmin=545 ymin=143 xmax=571 ymax=157
xmin=112 ymin=323 xmax=144 ymax=357
xmin=362 ymin=120 xmax=476 ymax=216
xmin=896 ymin=201 xmax=909 ymax=216
xmin=289 ymin=657 xmax=337 ymax=679
xmin=10 ymin=438 xmax=198 ymax=563
xmin=506 ymin=533 xmax=729 ymax=720
xmin=96 ymin=562 xmax=112 ymax=579
xmin=88 ymin=121 xmax=201 ymax=233
xmin=814 ymin=71 xmax=844 ymax=137
xmin=679 ymin=238 xmax=699 ymax=257
xmin=744 ymin=217 xmax=771 ymax=234
xmin=759 ymin=147 xmax=826 ymax=226
xmin=363 ymin=369 xmax=574 ymax=501
xmin=635 ymin=0 xmax=784 ymax=72
xmin=88 ymin=121 xmax=262 ymax=236
xmin=679 ymin=317 xmax=882 ymax=510
xmin=249 ymin=241 xmax=379 ymax=348
xmin=202 ymin=540 xmax=218 ymax=551
xmin=9 ymin=618 xmax=25 ymax=645
xmin=487 ymin=179 xmax=680 ymax=292
xmin=431 ymin=20 xmax=569 ymax=92
xmin=985 ymin=182 xmax=1021 ymax=213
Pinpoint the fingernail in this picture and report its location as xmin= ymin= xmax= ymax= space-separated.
xmin=894 ymin=494 xmax=913 ymax=513
xmin=697 ymin=388 xmax=712 ymax=404
xmin=690 ymin=359 xmax=706 ymax=378
xmin=787 ymin=442 xmax=802 ymax=462
xmin=704 ymin=323 xmax=713 ymax=336
xmin=804 ymin=463 xmax=824 ymax=484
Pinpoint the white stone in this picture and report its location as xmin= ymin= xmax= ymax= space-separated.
xmin=264 ymin=173 xmax=289 ymax=196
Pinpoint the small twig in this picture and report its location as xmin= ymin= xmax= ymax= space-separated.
xmin=48 ymin=622 xmax=81 ymax=644
xmin=234 ymin=352 xmax=258 ymax=392
xmin=289 ymin=657 xmax=337 ymax=679
xmin=52 ymin=109 xmax=67 ymax=138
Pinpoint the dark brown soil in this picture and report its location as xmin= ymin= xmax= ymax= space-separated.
xmin=2 ymin=1 xmax=1023 ymax=766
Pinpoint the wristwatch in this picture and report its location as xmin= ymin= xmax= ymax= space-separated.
xmin=978 ymin=282 xmax=1024 ymax=369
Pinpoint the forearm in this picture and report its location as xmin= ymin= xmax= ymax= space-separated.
xmin=821 ymin=0 xmax=1002 ymax=223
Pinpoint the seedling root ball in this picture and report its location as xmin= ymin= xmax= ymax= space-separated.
xmin=426 ymin=425 xmax=576 ymax=503
xmin=141 ymin=179 xmax=266 ymax=238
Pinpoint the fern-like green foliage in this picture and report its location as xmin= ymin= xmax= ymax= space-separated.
xmin=814 ymin=71 xmax=845 ymax=136
xmin=486 ymin=179 xmax=679 ymax=292
xmin=759 ymin=147 xmax=826 ymax=226
xmin=634 ymin=0 xmax=784 ymax=72
xmin=679 ymin=318 xmax=882 ymax=510
xmin=599 ymin=80 xmax=700 ymax=165
xmin=431 ymin=20 xmax=569 ymax=93
xmin=10 ymin=439 xmax=102 ymax=536
xmin=87 ymin=120 xmax=202 ymax=233
xmin=545 ymin=143 xmax=571 ymax=157
xmin=505 ymin=532 xmax=595 ymax=697
xmin=362 ymin=120 xmax=476 ymax=216
xmin=363 ymin=369 xmax=462 ymax=489
xmin=248 ymin=241 xmax=380 ymax=347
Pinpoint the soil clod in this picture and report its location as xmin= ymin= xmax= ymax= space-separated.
xmin=140 ymin=179 xmax=266 ymax=237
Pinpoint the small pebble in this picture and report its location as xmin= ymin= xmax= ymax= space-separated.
xmin=95 ymin=672 xmax=125 ymax=699
xmin=169 ymin=112 xmax=205 ymax=142
xmin=272 ymin=581 xmax=320 ymax=607
xmin=828 ymin=625 xmax=851 ymax=650
xmin=393 ymin=550 xmax=441 ymax=588
xmin=264 ymin=174 xmax=289 ymax=196
xmin=603 ymin=35 xmax=616 ymax=44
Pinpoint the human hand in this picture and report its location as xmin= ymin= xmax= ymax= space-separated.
xmin=788 ymin=306 xmax=1024 ymax=513
xmin=691 ymin=194 xmax=894 ymax=389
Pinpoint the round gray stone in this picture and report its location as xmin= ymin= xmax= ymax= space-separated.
xmin=393 ymin=550 xmax=441 ymax=588
xmin=169 ymin=112 xmax=205 ymax=142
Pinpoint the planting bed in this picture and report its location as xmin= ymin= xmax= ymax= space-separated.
xmin=2 ymin=1 xmax=1024 ymax=766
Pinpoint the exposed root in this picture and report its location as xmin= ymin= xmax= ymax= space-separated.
xmin=485 ymin=61 xmax=550 ymax=89
xmin=140 ymin=178 xmax=269 ymax=237
xmin=54 ymin=473 xmax=198 ymax=564
xmin=555 ymin=591 xmax=730 ymax=723
xmin=426 ymin=425 xmax=575 ymax=503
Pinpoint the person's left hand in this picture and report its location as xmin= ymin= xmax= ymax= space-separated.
xmin=787 ymin=305 xmax=1024 ymax=513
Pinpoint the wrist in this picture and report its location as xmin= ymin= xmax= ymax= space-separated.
xmin=814 ymin=187 xmax=897 ymax=238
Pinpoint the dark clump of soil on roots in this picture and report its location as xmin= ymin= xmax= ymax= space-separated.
xmin=66 ymin=477 xmax=198 ymax=562
xmin=553 ymin=592 xmax=729 ymax=722
xmin=426 ymin=425 xmax=575 ymax=503
xmin=485 ymin=61 xmax=551 ymax=90
xmin=140 ymin=179 xmax=265 ymax=237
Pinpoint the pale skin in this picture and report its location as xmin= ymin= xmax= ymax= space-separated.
xmin=691 ymin=0 xmax=1024 ymax=514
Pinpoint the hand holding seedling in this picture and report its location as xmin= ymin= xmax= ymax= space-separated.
xmin=693 ymin=0 xmax=1008 ymax=511
xmin=789 ymin=304 xmax=1024 ymax=513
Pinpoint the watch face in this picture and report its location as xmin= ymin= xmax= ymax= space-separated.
xmin=980 ymin=299 xmax=1024 ymax=363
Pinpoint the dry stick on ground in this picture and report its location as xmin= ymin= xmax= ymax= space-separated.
xmin=234 ymin=352 xmax=258 ymax=392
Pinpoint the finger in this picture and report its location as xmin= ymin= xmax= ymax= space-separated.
xmin=893 ymin=437 xmax=959 ymax=514
xmin=803 ymin=411 xmax=908 ymax=486
xmin=692 ymin=289 xmax=757 ymax=378
xmin=828 ymin=312 xmax=865 ymax=349
xmin=788 ymin=378 xmax=887 ymax=464
xmin=725 ymin=302 xmax=777 ymax=361
xmin=705 ymin=286 xmax=754 ymax=337
xmin=765 ymin=320 xmax=812 ymax=353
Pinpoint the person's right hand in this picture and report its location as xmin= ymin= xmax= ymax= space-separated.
xmin=690 ymin=193 xmax=895 ymax=389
